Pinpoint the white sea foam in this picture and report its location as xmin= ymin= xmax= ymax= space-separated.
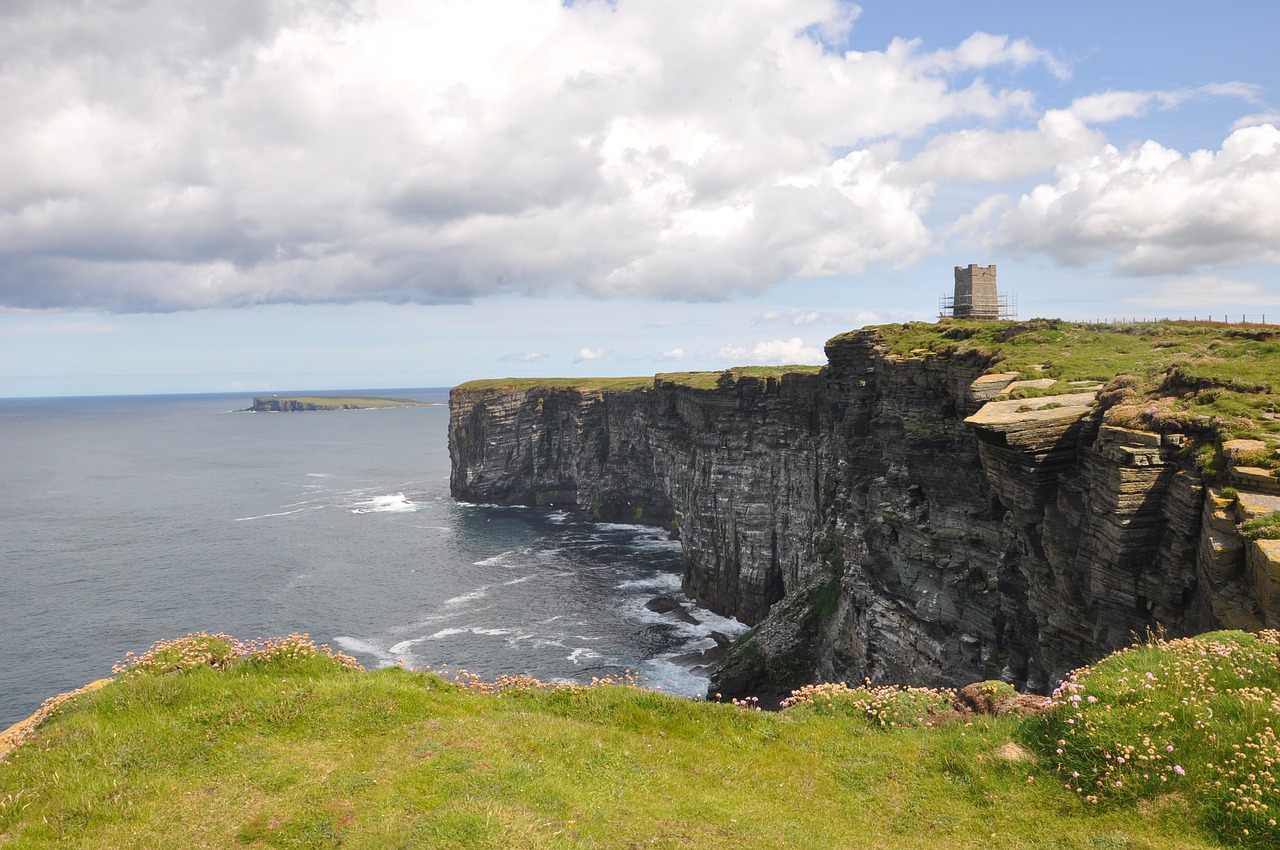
xmin=425 ymin=627 xmax=468 ymax=640
xmin=624 ymin=594 xmax=750 ymax=643
xmin=616 ymin=572 xmax=682 ymax=592
xmin=502 ymin=575 xmax=538 ymax=586
xmin=592 ymin=522 xmax=651 ymax=532
xmin=350 ymin=492 xmax=416 ymax=514
xmin=234 ymin=505 xmax=326 ymax=522
xmin=332 ymin=636 xmax=397 ymax=665
xmin=306 ymin=473 xmax=332 ymax=478
xmin=473 ymin=552 xmax=511 ymax=567
xmin=388 ymin=638 xmax=420 ymax=655
xmin=567 ymin=647 xmax=603 ymax=664
xmin=629 ymin=537 xmax=683 ymax=553
xmin=444 ymin=587 xmax=489 ymax=606
xmin=643 ymin=657 xmax=715 ymax=697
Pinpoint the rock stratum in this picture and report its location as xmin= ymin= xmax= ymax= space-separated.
xmin=449 ymin=323 xmax=1280 ymax=697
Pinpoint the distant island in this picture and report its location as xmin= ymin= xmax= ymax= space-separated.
xmin=246 ymin=395 xmax=434 ymax=412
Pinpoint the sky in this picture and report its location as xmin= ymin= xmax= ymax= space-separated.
xmin=1 ymin=0 xmax=1278 ymax=397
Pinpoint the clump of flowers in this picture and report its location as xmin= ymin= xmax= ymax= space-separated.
xmin=1239 ymin=512 xmax=1280 ymax=541
xmin=111 ymin=631 xmax=363 ymax=677
xmin=780 ymin=680 xmax=954 ymax=729
xmin=436 ymin=667 xmax=645 ymax=696
xmin=1020 ymin=629 xmax=1280 ymax=847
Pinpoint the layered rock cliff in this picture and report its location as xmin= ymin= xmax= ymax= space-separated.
xmin=449 ymin=327 xmax=1280 ymax=696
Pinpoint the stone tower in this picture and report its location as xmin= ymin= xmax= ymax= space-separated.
xmin=947 ymin=264 xmax=1003 ymax=320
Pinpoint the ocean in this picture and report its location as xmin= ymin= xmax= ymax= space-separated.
xmin=0 ymin=390 xmax=744 ymax=728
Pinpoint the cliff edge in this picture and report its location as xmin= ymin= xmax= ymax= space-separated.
xmin=449 ymin=320 xmax=1280 ymax=696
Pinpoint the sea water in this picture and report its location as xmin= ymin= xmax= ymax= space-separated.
xmin=0 ymin=390 xmax=745 ymax=727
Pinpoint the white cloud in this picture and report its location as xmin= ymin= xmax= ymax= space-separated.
xmin=755 ymin=307 xmax=881 ymax=327
xmin=0 ymin=0 xmax=1055 ymax=312
xmin=994 ymin=124 xmax=1280 ymax=274
xmin=1070 ymin=84 xmax=1260 ymax=123
xmin=1234 ymin=113 xmax=1280 ymax=131
xmin=1119 ymin=277 xmax=1280 ymax=310
xmin=925 ymin=32 xmax=1070 ymax=80
xmin=660 ymin=348 xmax=687 ymax=361
xmin=714 ymin=337 xmax=826 ymax=365
xmin=900 ymin=109 xmax=1105 ymax=183
xmin=500 ymin=351 xmax=547 ymax=363
xmin=574 ymin=348 xmax=606 ymax=362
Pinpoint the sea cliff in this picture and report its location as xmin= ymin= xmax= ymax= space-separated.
xmin=449 ymin=322 xmax=1280 ymax=696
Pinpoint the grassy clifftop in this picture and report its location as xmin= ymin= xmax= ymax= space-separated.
xmin=454 ymin=365 xmax=822 ymax=394
xmin=2 ymin=630 xmax=1277 ymax=848
xmin=863 ymin=318 xmax=1280 ymax=439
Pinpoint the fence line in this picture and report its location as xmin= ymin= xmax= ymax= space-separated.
xmin=1075 ymin=315 xmax=1274 ymax=327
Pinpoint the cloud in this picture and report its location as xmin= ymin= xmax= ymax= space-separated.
xmin=1119 ymin=277 xmax=1280 ymax=310
xmin=1234 ymin=113 xmax=1280 ymax=131
xmin=754 ymin=307 xmax=882 ymax=327
xmin=0 ymin=0 xmax=1058 ymax=312
xmin=899 ymin=110 xmax=1105 ymax=184
xmin=499 ymin=351 xmax=547 ymax=363
xmin=993 ymin=124 xmax=1280 ymax=274
xmin=925 ymin=32 xmax=1070 ymax=80
xmin=714 ymin=337 xmax=826 ymax=365
xmin=574 ymin=348 xmax=606 ymax=362
xmin=660 ymin=348 xmax=687 ymax=361
xmin=1070 ymin=83 xmax=1261 ymax=123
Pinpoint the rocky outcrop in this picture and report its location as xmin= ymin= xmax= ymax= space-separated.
xmin=449 ymin=329 xmax=1276 ymax=696
xmin=248 ymin=397 xmax=426 ymax=412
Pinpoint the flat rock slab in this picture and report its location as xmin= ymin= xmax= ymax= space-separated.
xmin=964 ymin=391 xmax=1097 ymax=428
xmin=1238 ymin=491 xmax=1280 ymax=518
xmin=1004 ymin=378 xmax=1059 ymax=392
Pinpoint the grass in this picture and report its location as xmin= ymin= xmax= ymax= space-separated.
xmin=1019 ymin=629 xmax=1280 ymax=846
xmin=456 ymin=320 xmax=1279 ymax=444
xmin=1239 ymin=512 xmax=1280 ymax=540
xmin=852 ymin=318 xmax=1280 ymax=439
xmin=452 ymin=377 xmax=657 ymax=393
xmin=4 ymin=632 xmax=1276 ymax=848
xmin=456 ymin=366 xmax=822 ymax=394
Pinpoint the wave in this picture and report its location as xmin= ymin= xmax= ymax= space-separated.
xmin=234 ymin=505 xmax=327 ymax=522
xmin=566 ymin=647 xmax=603 ymax=664
xmin=331 ymin=636 xmax=397 ymax=666
xmin=443 ymin=587 xmax=490 ymax=606
xmin=642 ymin=656 xmax=716 ymax=697
xmin=502 ymin=574 xmax=539 ymax=586
xmin=616 ymin=571 xmax=682 ymax=592
xmin=350 ymin=492 xmax=416 ymax=514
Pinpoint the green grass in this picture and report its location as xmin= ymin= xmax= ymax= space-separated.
xmin=1239 ymin=512 xmax=1280 ymax=540
xmin=4 ymin=632 xmax=1273 ymax=848
xmin=452 ymin=376 xmax=657 ymax=393
xmin=1019 ymin=629 xmax=1280 ymax=847
xmin=456 ymin=366 xmax=822 ymax=394
xmin=853 ymin=319 xmax=1280 ymax=439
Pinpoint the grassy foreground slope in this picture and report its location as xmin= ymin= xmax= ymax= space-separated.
xmin=3 ymin=632 xmax=1277 ymax=848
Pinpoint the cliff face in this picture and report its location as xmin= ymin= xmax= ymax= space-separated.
xmin=449 ymin=331 xmax=1278 ymax=695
